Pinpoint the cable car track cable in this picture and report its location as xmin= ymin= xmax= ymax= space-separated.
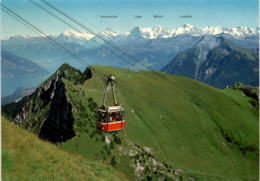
xmin=1 ymin=3 xmax=197 ymax=134
xmin=40 ymin=0 xmax=154 ymax=71
xmin=29 ymin=0 xmax=144 ymax=71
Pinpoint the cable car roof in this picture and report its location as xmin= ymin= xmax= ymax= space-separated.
xmin=99 ymin=106 xmax=124 ymax=113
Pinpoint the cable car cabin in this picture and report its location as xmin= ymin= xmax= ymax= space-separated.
xmin=96 ymin=75 xmax=126 ymax=132
xmin=97 ymin=106 xmax=125 ymax=132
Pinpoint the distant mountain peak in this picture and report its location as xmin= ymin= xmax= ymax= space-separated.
xmin=128 ymin=25 xmax=173 ymax=39
xmin=131 ymin=26 xmax=142 ymax=32
xmin=99 ymin=29 xmax=118 ymax=37
xmin=182 ymin=24 xmax=193 ymax=29
xmin=129 ymin=26 xmax=143 ymax=38
xmin=195 ymin=35 xmax=222 ymax=49
xmin=44 ymin=63 xmax=92 ymax=85
xmin=5 ymin=63 xmax=94 ymax=142
xmin=152 ymin=25 xmax=168 ymax=31
xmin=58 ymin=30 xmax=95 ymax=40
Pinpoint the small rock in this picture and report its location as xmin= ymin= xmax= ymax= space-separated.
xmin=189 ymin=176 xmax=195 ymax=181
xmin=105 ymin=135 xmax=110 ymax=145
xmin=175 ymin=169 xmax=182 ymax=175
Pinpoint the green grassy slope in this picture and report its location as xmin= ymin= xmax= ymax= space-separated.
xmin=61 ymin=66 xmax=258 ymax=181
xmin=2 ymin=117 xmax=127 ymax=181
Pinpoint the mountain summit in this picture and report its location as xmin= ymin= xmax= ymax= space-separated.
xmin=3 ymin=64 xmax=92 ymax=143
xmin=162 ymin=36 xmax=259 ymax=88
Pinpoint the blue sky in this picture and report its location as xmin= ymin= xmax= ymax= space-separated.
xmin=1 ymin=0 xmax=259 ymax=37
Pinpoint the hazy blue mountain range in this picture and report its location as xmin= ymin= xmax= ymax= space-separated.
xmin=2 ymin=25 xmax=258 ymax=71
xmin=73 ymin=34 xmax=202 ymax=70
xmin=1 ymin=25 xmax=258 ymax=95
xmin=2 ymin=87 xmax=35 ymax=105
xmin=162 ymin=36 xmax=259 ymax=88
xmin=1 ymin=51 xmax=49 ymax=96
xmin=1 ymin=35 xmax=88 ymax=73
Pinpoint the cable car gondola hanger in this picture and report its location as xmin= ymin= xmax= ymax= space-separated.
xmin=97 ymin=75 xmax=126 ymax=132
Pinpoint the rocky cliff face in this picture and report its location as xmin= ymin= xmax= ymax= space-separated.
xmin=3 ymin=64 xmax=92 ymax=143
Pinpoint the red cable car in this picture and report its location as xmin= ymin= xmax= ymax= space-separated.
xmin=97 ymin=75 xmax=126 ymax=132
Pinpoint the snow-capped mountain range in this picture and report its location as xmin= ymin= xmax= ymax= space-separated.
xmin=2 ymin=24 xmax=259 ymax=41
xmin=128 ymin=24 xmax=259 ymax=38
xmin=1 ymin=24 xmax=258 ymax=96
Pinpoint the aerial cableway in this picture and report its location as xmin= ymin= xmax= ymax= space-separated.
xmin=97 ymin=75 xmax=125 ymax=132
xmin=1 ymin=2 xmax=191 ymax=134
xmin=1 ymin=3 xmax=127 ymax=132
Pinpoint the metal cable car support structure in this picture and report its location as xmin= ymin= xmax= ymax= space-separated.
xmin=101 ymin=75 xmax=118 ymax=107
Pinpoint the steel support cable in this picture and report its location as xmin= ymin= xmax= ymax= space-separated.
xmin=1 ymin=4 xmax=108 ymax=77
xmin=30 ymin=0 xmax=148 ymax=71
xmin=2 ymin=4 xmax=193 ymax=136
xmin=1 ymin=5 xmax=107 ymax=138
xmin=33 ymin=0 xmax=191 ymax=106
xmin=41 ymin=0 xmax=153 ymax=71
